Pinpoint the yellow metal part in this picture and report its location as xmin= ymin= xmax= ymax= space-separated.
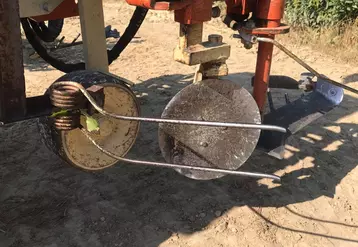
xmin=78 ymin=0 xmax=109 ymax=72
xmin=174 ymin=23 xmax=231 ymax=66
xmin=62 ymin=83 xmax=140 ymax=170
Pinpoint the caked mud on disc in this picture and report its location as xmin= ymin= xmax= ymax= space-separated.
xmin=158 ymin=79 xmax=261 ymax=180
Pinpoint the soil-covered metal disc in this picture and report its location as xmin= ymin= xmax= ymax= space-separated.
xmin=158 ymin=79 xmax=261 ymax=180
xmin=38 ymin=70 xmax=140 ymax=170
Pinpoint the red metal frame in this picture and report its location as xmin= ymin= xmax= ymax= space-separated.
xmin=226 ymin=0 xmax=255 ymax=16
xmin=174 ymin=0 xmax=212 ymax=24
xmin=253 ymin=0 xmax=286 ymax=112
xmin=126 ymin=0 xmax=288 ymax=112
xmin=0 ymin=0 xmax=288 ymax=124
xmin=126 ymin=0 xmax=191 ymax=10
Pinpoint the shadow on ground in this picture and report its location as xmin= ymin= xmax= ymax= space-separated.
xmin=0 ymin=73 xmax=357 ymax=246
xmin=21 ymin=36 xmax=145 ymax=72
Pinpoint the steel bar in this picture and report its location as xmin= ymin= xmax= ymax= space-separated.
xmin=0 ymin=95 xmax=53 ymax=125
xmin=252 ymin=0 xmax=286 ymax=112
xmin=52 ymin=81 xmax=288 ymax=133
xmin=257 ymin=37 xmax=358 ymax=95
xmin=253 ymin=36 xmax=276 ymax=112
xmin=80 ymin=128 xmax=281 ymax=181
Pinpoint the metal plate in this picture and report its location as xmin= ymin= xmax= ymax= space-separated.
xmin=158 ymin=79 xmax=261 ymax=180
xmin=315 ymin=78 xmax=344 ymax=105
xmin=257 ymin=73 xmax=344 ymax=159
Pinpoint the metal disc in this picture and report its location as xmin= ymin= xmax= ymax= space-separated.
xmin=61 ymin=83 xmax=140 ymax=170
xmin=38 ymin=71 xmax=140 ymax=170
xmin=158 ymin=79 xmax=261 ymax=180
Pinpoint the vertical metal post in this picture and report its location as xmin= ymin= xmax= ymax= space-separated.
xmin=253 ymin=32 xmax=277 ymax=112
xmin=78 ymin=0 xmax=109 ymax=72
xmin=252 ymin=0 xmax=286 ymax=113
xmin=0 ymin=0 xmax=26 ymax=121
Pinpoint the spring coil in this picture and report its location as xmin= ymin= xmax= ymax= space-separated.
xmin=50 ymin=84 xmax=85 ymax=131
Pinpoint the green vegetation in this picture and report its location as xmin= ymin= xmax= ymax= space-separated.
xmin=281 ymin=0 xmax=358 ymax=64
xmin=285 ymin=0 xmax=358 ymax=27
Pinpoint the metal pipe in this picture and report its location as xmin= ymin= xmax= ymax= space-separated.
xmin=253 ymin=34 xmax=276 ymax=112
xmin=252 ymin=0 xmax=286 ymax=112
xmin=257 ymin=37 xmax=358 ymax=95
xmin=80 ymin=128 xmax=281 ymax=181
xmin=51 ymin=81 xmax=288 ymax=133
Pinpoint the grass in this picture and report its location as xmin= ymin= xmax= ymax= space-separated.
xmin=280 ymin=19 xmax=358 ymax=65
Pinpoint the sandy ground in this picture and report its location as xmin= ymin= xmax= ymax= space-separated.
xmin=1 ymin=1 xmax=358 ymax=247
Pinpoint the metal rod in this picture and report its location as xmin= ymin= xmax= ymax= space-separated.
xmin=71 ymin=33 xmax=81 ymax=44
xmin=55 ymin=36 xmax=65 ymax=49
xmin=257 ymin=37 xmax=358 ymax=95
xmin=51 ymin=41 xmax=83 ymax=51
xmin=80 ymin=128 xmax=281 ymax=181
xmin=252 ymin=0 xmax=284 ymax=113
xmin=52 ymin=81 xmax=288 ymax=133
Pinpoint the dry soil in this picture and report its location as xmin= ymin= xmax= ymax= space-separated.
xmin=0 ymin=1 xmax=358 ymax=247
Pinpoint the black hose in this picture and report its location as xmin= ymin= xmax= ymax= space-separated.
xmin=22 ymin=18 xmax=82 ymax=73
xmin=31 ymin=19 xmax=64 ymax=42
xmin=21 ymin=7 xmax=148 ymax=73
xmin=107 ymin=6 xmax=148 ymax=64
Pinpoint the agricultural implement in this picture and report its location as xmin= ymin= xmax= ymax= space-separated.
xmin=1 ymin=0 xmax=357 ymax=181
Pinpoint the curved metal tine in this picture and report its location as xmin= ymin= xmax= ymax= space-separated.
xmin=80 ymin=128 xmax=281 ymax=181
xmin=256 ymin=37 xmax=358 ymax=95
xmin=53 ymin=82 xmax=287 ymax=134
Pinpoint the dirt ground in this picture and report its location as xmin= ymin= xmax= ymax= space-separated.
xmin=1 ymin=1 xmax=358 ymax=247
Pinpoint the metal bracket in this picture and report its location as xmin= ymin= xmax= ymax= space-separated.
xmin=19 ymin=0 xmax=63 ymax=18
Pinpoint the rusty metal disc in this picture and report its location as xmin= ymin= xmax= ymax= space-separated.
xmin=158 ymin=79 xmax=261 ymax=180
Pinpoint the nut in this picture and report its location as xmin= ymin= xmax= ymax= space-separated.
xmin=208 ymin=34 xmax=223 ymax=44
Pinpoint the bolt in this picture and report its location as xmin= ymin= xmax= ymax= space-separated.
xmin=42 ymin=2 xmax=49 ymax=12
xmin=200 ymin=142 xmax=208 ymax=147
xmin=329 ymin=89 xmax=337 ymax=96
xmin=245 ymin=20 xmax=256 ymax=29
xmin=212 ymin=6 xmax=221 ymax=18
xmin=208 ymin=34 xmax=223 ymax=44
xmin=243 ymin=41 xmax=253 ymax=49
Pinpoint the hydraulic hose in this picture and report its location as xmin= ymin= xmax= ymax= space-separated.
xmin=21 ymin=7 xmax=148 ymax=73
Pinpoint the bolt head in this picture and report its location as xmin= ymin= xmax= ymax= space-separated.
xmin=42 ymin=2 xmax=49 ymax=11
xmin=208 ymin=34 xmax=223 ymax=44
xmin=243 ymin=42 xmax=253 ymax=49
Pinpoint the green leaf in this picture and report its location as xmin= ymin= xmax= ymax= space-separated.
xmin=86 ymin=115 xmax=100 ymax=132
xmin=81 ymin=110 xmax=100 ymax=132
xmin=50 ymin=109 xmax=68 ymax=118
